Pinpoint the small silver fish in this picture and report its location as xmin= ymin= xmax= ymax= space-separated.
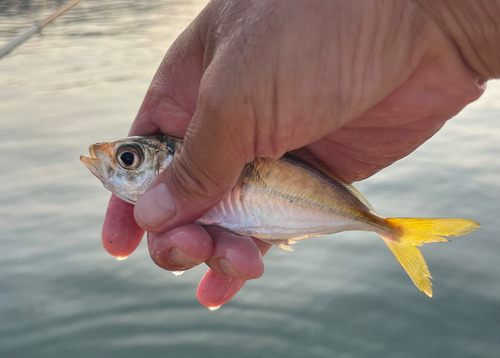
xmin=81 ymin=134 xmax=480 ymax=296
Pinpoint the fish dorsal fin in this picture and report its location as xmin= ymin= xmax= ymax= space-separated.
xmin=285 ymin=149 xmax=376 ymax=212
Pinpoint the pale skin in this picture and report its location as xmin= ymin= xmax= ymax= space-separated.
xmin=102 ymin=0 xmax=500 ymax=307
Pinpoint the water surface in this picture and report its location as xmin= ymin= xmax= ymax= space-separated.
xmin=0 ymin=1 xmax=499 ymax=357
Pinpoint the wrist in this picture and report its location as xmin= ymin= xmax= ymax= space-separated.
xmin=419 ymin=0 xmax=500 ymax=79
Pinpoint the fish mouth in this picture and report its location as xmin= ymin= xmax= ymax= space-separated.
xmin=80 ymin=144 xmax=108 ymax=182
xmin=80 ymin=155 xmax=101 ymax=178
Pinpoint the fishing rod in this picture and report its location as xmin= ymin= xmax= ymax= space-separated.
xmin=0 ymin=0 xmax=85 ymax=60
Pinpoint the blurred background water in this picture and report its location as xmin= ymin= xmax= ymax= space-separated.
xmin=0 ymin=1 xmax=499 ymax=357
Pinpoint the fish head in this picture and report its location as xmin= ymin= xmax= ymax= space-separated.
xmin=80 ymin=135 xmax=175 ymax=204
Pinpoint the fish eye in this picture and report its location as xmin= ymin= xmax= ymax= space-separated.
xmin=120 ymin=151 xmax=134 ymax=166
xmin=116 ymin=144 xmax=144 ymax=170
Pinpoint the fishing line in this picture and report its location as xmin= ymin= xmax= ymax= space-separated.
xmin=0 ymin=0 xmax=84 ymax=60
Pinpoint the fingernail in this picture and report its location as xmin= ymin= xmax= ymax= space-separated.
xmin=218 ymin=258 xmax=240 ymax=278
xmin=135 ymin=183 xmax=175 ymax=227
xmin=170 ymin=248 xmax=199 ymax=267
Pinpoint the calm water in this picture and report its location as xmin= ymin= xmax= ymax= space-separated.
xmin=0 ymin=1 xmax=499 ymax=357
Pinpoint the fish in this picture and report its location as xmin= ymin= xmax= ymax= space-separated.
xmin=81 ymin=134 xmax=480 ymax=297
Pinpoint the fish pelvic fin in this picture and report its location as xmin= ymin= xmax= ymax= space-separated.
xmin=380 ymin=218 xmax=480 ymax=297
xmin=258 ymin=238 xmax=297 ymax=251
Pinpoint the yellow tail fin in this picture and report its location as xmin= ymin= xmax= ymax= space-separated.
xmin=381 ymin=218 xmax=480 ymax=297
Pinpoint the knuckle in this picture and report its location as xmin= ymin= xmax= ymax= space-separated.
xmin=147 ymin=232 xmax=200 ymax=271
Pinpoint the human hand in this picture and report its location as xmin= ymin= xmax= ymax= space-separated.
xmin=102 ymin=0 xmax=498 ymax=308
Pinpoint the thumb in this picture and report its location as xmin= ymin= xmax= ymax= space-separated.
xmin=133 ymin=90 xmax=255 ymax=233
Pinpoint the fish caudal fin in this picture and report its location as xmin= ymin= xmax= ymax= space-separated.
xmin=380 ymin=218 xmax=480 ymax=297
